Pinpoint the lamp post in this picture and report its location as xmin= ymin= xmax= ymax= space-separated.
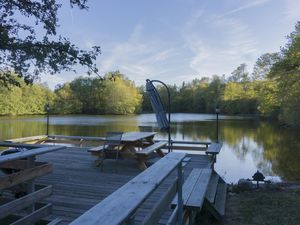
xmin=45 ymin=104 xmax=50 ymax=136
xmin=215 ymin=106 xmax=220 ymax=143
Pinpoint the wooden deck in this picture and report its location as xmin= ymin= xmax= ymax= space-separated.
xmin=35 ymin=147 xmax=212 ymax=224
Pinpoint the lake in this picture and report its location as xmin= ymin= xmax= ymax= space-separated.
xmin=0 ymin=113 xmax=299 ymax=183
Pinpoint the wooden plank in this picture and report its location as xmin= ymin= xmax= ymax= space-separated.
xmin=214 ymin=182 xmax=227 ymax=216
xmin=167 ymin=145 xmax=207 ymax=151
xmin=5 ymin=135 xmax=48 ymax=143
xmin=0 ymin=142 xmax=49 ymax=149
xmin=50 ymin=132 xmax=157 ymax=143
xmin=0 ymin=146 xmax=65 ymax=164
xmin=87 ymin=145 xmax=105 ymax=152
xmin=47 ymin=218 xmax=63 ymax=225
xmin=206 ymin=142 xmax=223 ymax=154
xmin=186 ymin=169 xmax=212 ymax=209
xmin=171 ymin=169 xmax=212 ymax=210
xmin=136 ymin=142 xmax=167 ymax=156
xmin=48 ymin=135 xmax=105 ymax=141
xmin=142 ymin=179 xmax=177 ymax=225
xmin=121 ymin=132 xmax=157 ymax=142
xmin=10 ymin=203 xmax=52 ymax=225
xmin=0 ymin=164 xmax=53 ymax=190
xmin=70 ymin=152 xmax=186 ymax=225
xmin=205 ymin=171 xmax=220 ymax=203
xmin=0 ymin=160 xmax=45 ymax=170
xmin=0 ymin=185 xmax=52 ymax=219
xmin=171 ymin=169 xmax=203 ymax=208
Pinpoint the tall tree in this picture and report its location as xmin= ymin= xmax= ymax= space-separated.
xmin=0 ymin=0 xmax=101 ymax=86
xmin=252 ymin=53 xmax=281 ymax=80
xmin=228 ymin=63 xmax=249 ymax=83
xmin=269 ymin=21 xmax=300 ymax=126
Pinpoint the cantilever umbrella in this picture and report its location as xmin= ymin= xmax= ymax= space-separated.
xmin=146 ymin=79 xmax=171 ymax=152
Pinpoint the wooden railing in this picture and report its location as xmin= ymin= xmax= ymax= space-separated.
xmin=5 ymin=134 xmax=209 ymax=152
xmin=0 ymin=142 xmax=65 ymax=225
xmin=70 ymin=152 xmax=186 ymax=225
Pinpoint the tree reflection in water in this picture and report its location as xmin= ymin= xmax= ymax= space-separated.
xmin=0 ymin=114 xmax=299 ymax=182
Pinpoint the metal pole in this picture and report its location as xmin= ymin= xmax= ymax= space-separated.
xmin=46 ymin=111 xmax=49 ymax=136
xmin=216 ymin=112 xmax=219 ymax=143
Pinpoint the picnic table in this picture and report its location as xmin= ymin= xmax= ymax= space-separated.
xmin=88 ymin=132 xmax=166 ymax=170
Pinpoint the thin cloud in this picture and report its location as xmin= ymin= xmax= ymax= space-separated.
xmin=219 ymin=0 xmax=270 ymax=18
xmin=182 ymin=10 xmax=259 ymax=78
xmin=99 ymin=24 xmax=181 ymax=85
xmin=283 ymin=0 xmax=300 ymax=21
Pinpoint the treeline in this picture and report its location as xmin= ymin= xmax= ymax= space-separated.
xmin=142 ymin=22 xmax=300 ymax=127
xmin=0 ymin=78 xmax=53 ymax=115
xmin=52 ymin=72 xmax=142 ymax=114
xmin=0 ymin=22 xmax=299 ymax=127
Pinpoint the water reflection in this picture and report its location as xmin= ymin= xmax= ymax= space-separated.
xmin=0 ymin=114 xmax=299 ymax=183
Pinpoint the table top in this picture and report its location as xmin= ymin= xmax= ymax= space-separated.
xmin=121 ymin=132 xmax=157 ymax=142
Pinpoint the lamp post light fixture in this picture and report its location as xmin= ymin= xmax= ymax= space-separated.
xmin=215 ymin=106 xmax=220 ymax=143
xmin=45 ymin=104 xmax=50 ymax=136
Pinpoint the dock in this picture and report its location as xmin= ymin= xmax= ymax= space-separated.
xmin=0 ymin=135 xmax=226 ymax=225
xmin=35 ymin=147 xmax=211 ymax=224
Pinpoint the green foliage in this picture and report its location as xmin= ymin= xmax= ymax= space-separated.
xmin=52 ymin=71 xmax=142 ymax=115
xmin=0 ymin=0 xmax=100 ymax=86
xmin=267 ymin=21 xmax=300 ymax=126
xmin=101 ymin=72 xmax=142 ymax=114
xmin=0 ymin=76 xmax=54 ymax=115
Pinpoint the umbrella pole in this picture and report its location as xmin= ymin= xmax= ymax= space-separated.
xmin=147 ymin=79 xmax=172 ymax=152
xmin=167 ymin=87 xmax=171 ymax=153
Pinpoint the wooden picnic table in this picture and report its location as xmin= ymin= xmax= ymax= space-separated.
xmin=89 ymin=132 xmax=165 ymax=170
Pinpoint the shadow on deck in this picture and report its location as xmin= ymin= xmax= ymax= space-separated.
xmin=36 ymin=147 xmax=212 ymax=224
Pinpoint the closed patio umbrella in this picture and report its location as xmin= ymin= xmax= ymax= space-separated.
xmin=146 ymin=79 xmax=171 ymax=152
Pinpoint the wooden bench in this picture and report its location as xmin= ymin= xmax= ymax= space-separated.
xmin=206 ymin=142 xmax=223 ymax=155
xmin=171 ymin=168 xmax=212 ymax=210
xmin=135 ymin=141 xmax=167 ymax=157
xmin=88 ymin=145 xmax=105 ymax=154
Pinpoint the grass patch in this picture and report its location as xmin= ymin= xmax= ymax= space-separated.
xmin=224 ymin=186 xmax=300 ymax=225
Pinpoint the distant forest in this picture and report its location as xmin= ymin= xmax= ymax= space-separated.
xmin=0 ymin=22 xmax=299 ymax=128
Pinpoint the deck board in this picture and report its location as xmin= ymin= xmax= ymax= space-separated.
xmin=35 ymin=147 xmax=212 ymax=224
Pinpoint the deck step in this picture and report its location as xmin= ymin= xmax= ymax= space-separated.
xmin=205 ymin=171 xmax=220 ymax=203
xmin=214 ymin=182 xmax=227 ymax=217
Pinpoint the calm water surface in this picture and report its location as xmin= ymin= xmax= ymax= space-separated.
xmin=0 ymin=113 xmax=299 ymax=183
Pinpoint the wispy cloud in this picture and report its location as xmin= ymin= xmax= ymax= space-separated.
xmin=99 ymin=24 xmax=178 ymax=85
xmin=181 ymin=8 xmax=259 ymax=79
xmin=219 ymin=0 xmax=270 ymax=18
xmin=283 ymin=0 xmax=300 ymax=21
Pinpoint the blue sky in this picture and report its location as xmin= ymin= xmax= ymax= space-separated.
xmin=40 ymin=0 xmax=300 ymax=89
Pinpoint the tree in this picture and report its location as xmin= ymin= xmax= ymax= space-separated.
xmin=252 ymin=53 xmax=281 ymax=80
xmin=101 ymin=72 xmax=142 ymax=114
xmin=268 ymin=21 xmax=300 ymax=126
xmin=0 ymin=0 xmax=101 ymax=86
xmin=228 ymin=63 xmax=249 ymax=83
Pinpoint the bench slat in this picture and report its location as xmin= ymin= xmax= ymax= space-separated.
xmin=136 ymin=141 xmax=167 ymax=156
xmin=206 ymin=142 xmax=223 ymax=154
xmin=172 ymin=168 xmax=212 ymax=210
xmin=186 ymin=169 xmax=212 ymax=208
xmin=87 ymin=145 xmax=105 ymax=152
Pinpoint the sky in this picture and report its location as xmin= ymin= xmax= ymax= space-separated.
xmin=39 ymin=0 xmax=300 ymax=89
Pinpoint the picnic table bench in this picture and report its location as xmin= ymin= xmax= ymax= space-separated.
xmin=88 ymin=132 xmax=166 ymax=170
xmin=135 ymin=141 xmax=166 ymax=157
